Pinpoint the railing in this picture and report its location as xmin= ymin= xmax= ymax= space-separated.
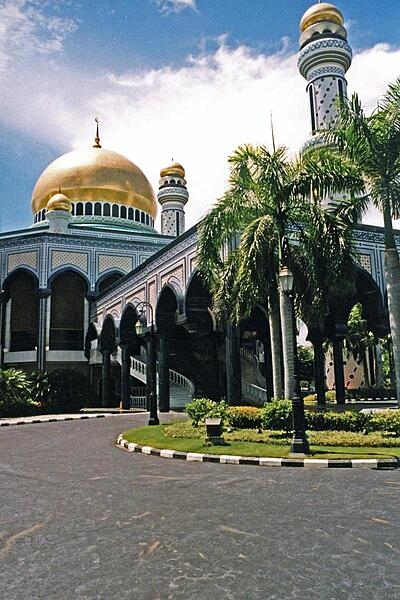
xmin=130 ymin=356 xmax=195 ymax=400
xmin=130 ymin=387 xmax=147 ymax=411
xmin=169 ymin=368 xmax=195 ymax=397
xmin=241 ymin=381 xmax=267 ymax=406
xmin=240 ymin=347 xmax=260 ymax=367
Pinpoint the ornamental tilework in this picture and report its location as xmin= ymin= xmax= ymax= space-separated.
xmin=355 ymin=253 xmax=372 ymax=274
xmin=51 ymin=250 xmax=88 ymax=272
xmin=7 ymin=251 xmax=38 ymax=273
xmin=125 ymin=289 xmax=145 ymax=305
xmin=148 ymin=280 xmax=156 ymax=307
xmin=298 ymin=39 xmax=352 ymax=63
xmin=161 ymin=265 xmax=183 ymax=288
xmin=189 ymin=257 xmax=197 ymax=274
xmin=98 ymin=254 xmax=133 ymax=275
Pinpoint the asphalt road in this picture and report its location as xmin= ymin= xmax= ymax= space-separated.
xmin=1 ymin=414 xmax=399 ymax=600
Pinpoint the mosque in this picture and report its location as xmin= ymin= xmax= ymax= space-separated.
xmin=0 ymin=3 xmax=393 ymax=408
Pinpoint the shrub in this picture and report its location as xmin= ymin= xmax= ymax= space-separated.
xmin=0 ymin=368 xmax=36 ymax=418
xmin=325 ymin=391 xmax=336 ymax=403
xmin=229 ymin=406 xmax=262 ymax=429
xmin=29 ymin=371 xmax=52 ymax=411
xmin=185 ymin=398 xmax=218 ymax=426
xmin=164 ymin=421 xmax=205 ymax=439
xmin=305 ymin=410 xmax=370 ymax=432
xmin=206 ymin=399 xmax=231 ymax=425
xmin=308 ymin=430 xmax=400 ymax=447
xmin=39 ymin=369 xmax=95 ymax=413
xmin=260 ymin=400 xmax=292 ymax=433
xmin=303 ymin=394 xmax=317 ymax=405
xmin=370 ymin=410 xmax=400 ymax=436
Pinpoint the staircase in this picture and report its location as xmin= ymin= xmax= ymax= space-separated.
xmin=240 ymin=348 xmax=268 ymax=405
xmin=130 ymin=356 xmax=195 ymax=410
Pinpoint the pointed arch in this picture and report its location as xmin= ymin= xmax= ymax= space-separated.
xmin=49 ymin=270 xmax=88 ymax=350
xmin=184 ymin=269 xmax=214 ymax=333
xmin=3 ymin=268 xmax=40 ymax=352
xmin=100 ymin=314 xmax=117 ymax=352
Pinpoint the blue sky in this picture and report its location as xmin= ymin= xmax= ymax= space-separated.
xmin=1 ymin=0 xmax=400 ymax=232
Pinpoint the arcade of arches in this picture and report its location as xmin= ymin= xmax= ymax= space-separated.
xmin=0 ymin=262 xmax=391 ymax=408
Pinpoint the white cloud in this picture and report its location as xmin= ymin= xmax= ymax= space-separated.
xmin=1 ymin=35 xmax=400 ymax=230
xmin=0 ymin=0 xmax=76 ymax=76
xmin=154 ymin=0 xmax=197 ymax=15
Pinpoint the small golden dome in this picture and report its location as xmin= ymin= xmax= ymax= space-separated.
xmin=32 ymin=147 xmax=157 ymax=218
xmin=300 ymin=3 xmax=344 ymax=33
xmin=160 ymin=162 xmax=185 ymax=179
xmin=46 ymin=192 xmax=72 ymax=212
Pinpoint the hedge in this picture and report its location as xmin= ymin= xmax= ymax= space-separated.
xmin=185 ymin=398 xmax=400 ymax=435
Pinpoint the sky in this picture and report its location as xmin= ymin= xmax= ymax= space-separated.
xmin=1 ymin=0 xmax=400 ymax=233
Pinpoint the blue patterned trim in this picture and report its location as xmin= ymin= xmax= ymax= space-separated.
xmin=299 ymin=39 xmax=352 ymax=63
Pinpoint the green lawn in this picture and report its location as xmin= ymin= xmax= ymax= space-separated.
xmin=121 ymin=424 xmax=400 ymax=460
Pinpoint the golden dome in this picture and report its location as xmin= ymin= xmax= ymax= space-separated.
xmin=160 ymin=162 xmax=185 ymax=179
xmin=32 ymin=147 xmax=157 ymax=218
xmin=300 ymin=3 xmax=344 ymax=33
xmin=46 ymin=192 xmax=72 ymax=212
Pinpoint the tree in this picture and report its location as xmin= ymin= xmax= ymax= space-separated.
xmin=198 ymin=144 xmax=364 ymax=400
xmin=311 ymin=80 xmax=400 ymax=405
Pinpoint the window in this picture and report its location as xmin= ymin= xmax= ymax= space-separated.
xmin=9 ymin=272 xmax=39 ymax=351
xmin=94 ymin=202 xmax=101 ymax=215
xmin=50 ymin=272 xmax=86 ymax=350
xmin=309 ymin=84 xmax=316 ymax=133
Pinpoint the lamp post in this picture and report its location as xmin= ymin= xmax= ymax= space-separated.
xmin=279 ymin=238 xmax=310 ymax=456
xmin=135 ymin=302 xmax=159 ymax=426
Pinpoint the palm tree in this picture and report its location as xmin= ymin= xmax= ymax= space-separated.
xmin=293 ymin=207 xmax=356 ymax=404
xmin=310 ymin=79 xmax=400 ymax=404
xmin=198 ymin=144 xmax=364 ymax=401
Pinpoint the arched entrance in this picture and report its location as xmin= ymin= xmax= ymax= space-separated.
xmin=119 ymin=304 xmax=141 ymax=409
xmin=49 ymin=270 xmax=88 ymax=351
xmin=1 ymin=270 xmax=40 ymax=368
xmin=156 ymin=284 xmax=180 ymax=411
xmin=99 ymin=315 xmax=117 ymax=407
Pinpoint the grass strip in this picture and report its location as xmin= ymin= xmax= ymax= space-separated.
xmin=122 ymin=424 xmax=400 ymax=460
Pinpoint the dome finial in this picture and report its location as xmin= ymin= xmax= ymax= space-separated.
xmin=93 ymin=117 xmax=102 ymax=148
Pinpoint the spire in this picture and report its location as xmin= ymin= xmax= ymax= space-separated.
xmin=270 ymin=112 xmax=276 ymax=153
xmin=93 ymin=117 xmax=102 ymax=148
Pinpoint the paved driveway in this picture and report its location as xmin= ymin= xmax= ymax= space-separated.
xmin=1 ymin=414 xmax=399 ymax=600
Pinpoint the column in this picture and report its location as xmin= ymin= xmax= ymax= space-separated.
xmin=4 ymin=299 xmax=11 ymax=353
xmin=158 ymin=334 xmax=170 ymax=412
xmin=333 ymin=321 xmax=347 ymax=404
xmin=225 ymin=321 xmax=241 ymax=405
xmin=280 ymin=288 xmax=295 ymax=400
xmin=37 ymin=289 xmax=51 ymax=372
xmin=308 ymin=328 xmax=326 ymax=405
xmin=0 ymin=292 xmax=5 ymax=368
xmin=120 ymin=343 xmax=131 ymax=410
xmin=101 ymin=349 xmax=112 ymax=408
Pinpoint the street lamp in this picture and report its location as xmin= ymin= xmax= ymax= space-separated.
xmin=135 ymin=301 xmax=159 ymax=426
xmin=279 ymin=238 xmax=310 ymax=456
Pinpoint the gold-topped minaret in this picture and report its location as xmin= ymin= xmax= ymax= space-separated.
xmin=298 ymin=2 xmax=352 ymax=133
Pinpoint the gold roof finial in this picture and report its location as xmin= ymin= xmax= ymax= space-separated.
xmin=93 ymin=117 xmax=102 ymax=148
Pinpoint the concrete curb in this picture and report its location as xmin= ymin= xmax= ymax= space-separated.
xmin=116 ymin=435 xmax=399 ymax=469
xmin=0 ymin=413 xmax=116 ymax=427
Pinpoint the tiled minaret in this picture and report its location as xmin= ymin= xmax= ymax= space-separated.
xmin=298 ymin=2 xmax=352 ymax=134
xmin=157 ymin=162 xmax=188 ymax=237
